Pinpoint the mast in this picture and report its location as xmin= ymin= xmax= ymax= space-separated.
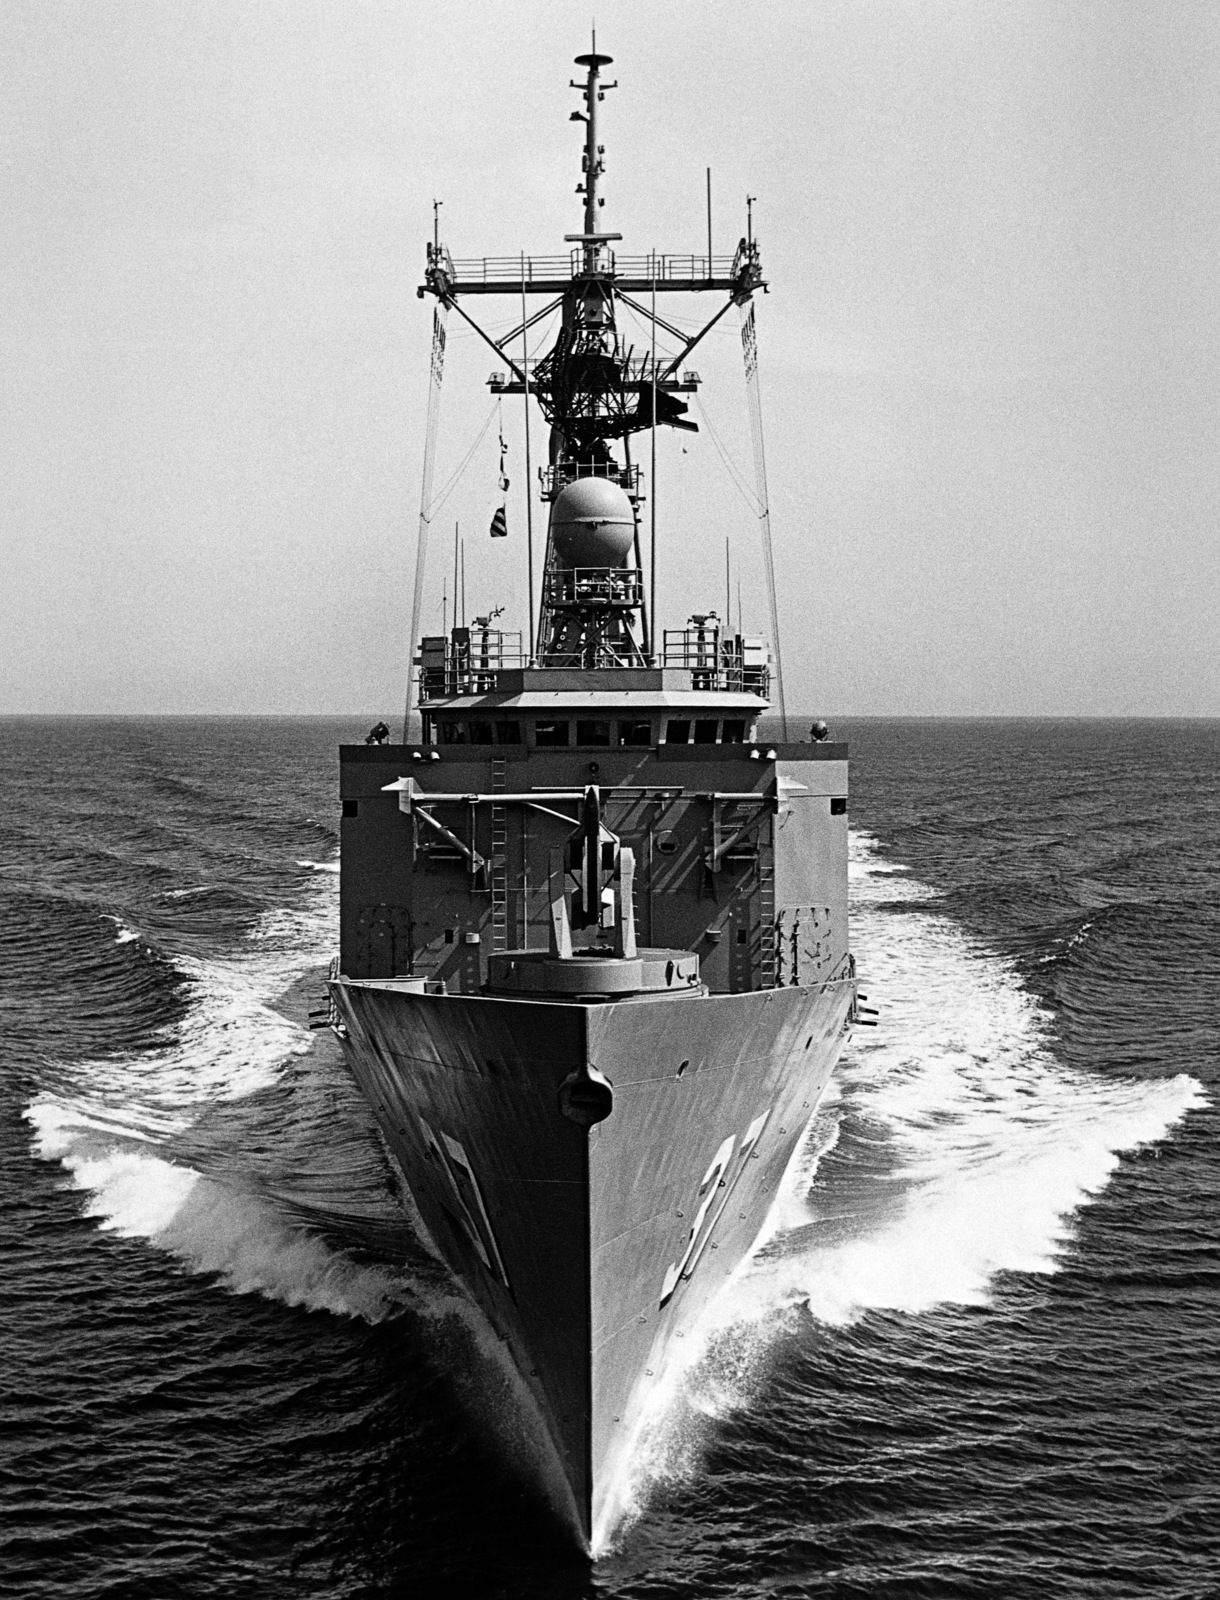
xmin=416 ymin=45 xmax=769 ymax=681
xmin=573 ymin=43 xmax=615 ymax=267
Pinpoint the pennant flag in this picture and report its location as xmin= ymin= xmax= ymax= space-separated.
xmin=490 ymin=399 xmax=509 ymax=536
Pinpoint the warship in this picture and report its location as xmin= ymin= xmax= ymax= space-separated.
xmin=330 ymin=45 xmax=858 ymax=1545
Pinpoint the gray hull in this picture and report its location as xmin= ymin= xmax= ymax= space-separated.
xmin=333 ymin=974 xmax=854 ymax=1543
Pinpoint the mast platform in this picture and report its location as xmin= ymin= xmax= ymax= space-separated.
xmin=422 ymin=246 xmax=763 ymax=298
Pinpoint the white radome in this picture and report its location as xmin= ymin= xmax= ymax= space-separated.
xmin=550 ymin=477 xmax=636 ymax=568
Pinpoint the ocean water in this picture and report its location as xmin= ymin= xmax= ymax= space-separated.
xmin=2 ymin=715 xmax=1216 ymax=1598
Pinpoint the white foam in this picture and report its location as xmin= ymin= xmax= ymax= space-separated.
xmin=846 ymin=827 xmax=936 ymax=899
xmin=79 ymin=1148 xmax=201 ymax=1236
xmin=296 ymin=859 xmax=341 ymax=874
xmin=30 ymin=1109 xmax=413 ymax=1320
xmin=154 ymin=1176 xmax=409 ymax=1320
xmin=24 ymin=863 xmax=397 ymax=1317
xmin=104 ymin=914 xmax=141 ymax=944
xmin=592 ymin=828 xmax=1206 ymax=1551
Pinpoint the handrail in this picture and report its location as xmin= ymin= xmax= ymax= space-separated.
xmin=417 ymin=629 xmax=528 ymax=699
xmin=544 ymin=567 xmax=644 ymax=608
xmin=540 ymin=462 xmax=641 ymax=500
xmin=447 ymin=251 xmax=742 ymax=285
xmin=450 ymin=254 xmax=580 ymax=283
xmin=660 ymin=629 xmax=771 ymax=695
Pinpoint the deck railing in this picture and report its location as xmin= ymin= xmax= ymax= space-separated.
xmin=414 ymin=622 xmax=770 ymax=698
xmin=446 ymin=250 xmax=741 ymax=285
xmin=418 ymin=630 xmax=527 ymax=697
xmin=662 ymin=629 xmax=771 ymax=695
xmin=544 ymin=568 xmax=644 ymax=609
xmin=539 ymin=462 xmax=641 ymax=501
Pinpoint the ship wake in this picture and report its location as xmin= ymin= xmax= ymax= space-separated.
xmin=23 ymin=831 xmax=1206 ymax=1556
xmin=24 ymin=866 xmax=423 ymax=1321
xmin=591 ymin=829 xmax=1205 ymax=1553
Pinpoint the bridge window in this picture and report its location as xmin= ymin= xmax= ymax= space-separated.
xmin=618 ymin=720 xmax=652 ymax=746
xmin=576 ymin=720 xmax=612 ymax=746
xmin=469 ymin=720 xmax=495 ymax=744
xmin=666 ymin=719 xmax=692 ymax=744
xmin=694 ymin=719 xmax=719 ymax=744
xmin=495 ymin=720 xmax=521 ymax=744
xmin=440 ymin=721 xmax=467 ymax=744
xmin=722 ymin=719 xmax=746 ymax=744
xmin=535 ymin=720 xmax=570 ymax=747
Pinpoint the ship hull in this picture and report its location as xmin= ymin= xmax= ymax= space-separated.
xmin=332 ymin=974 xmax=854 ymax=1544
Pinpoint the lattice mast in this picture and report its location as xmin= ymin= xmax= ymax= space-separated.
xmin=417 ymin=43 xmax=769 ymax=674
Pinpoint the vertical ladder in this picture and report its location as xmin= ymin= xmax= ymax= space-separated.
xmin=491 ymin=757 xmax=509 ymax=952
xmin=759 ymin=849 xmax=777 ymax=989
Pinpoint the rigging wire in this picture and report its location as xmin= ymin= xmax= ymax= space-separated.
xmin=740 ymin=301 xmax=787 ymax=738
xmin=617 ymin=298 xmax=730 ymax=336
xmin=428 ymin=399 xmax=500 ymax=518
xmin=402 ymin=303 xmax=449 ymax=743
xmin=521 ymin=255 xmax=536 ymax=661
xmin=615 ymin=300 xmax=681 ymax=364
xmin=650 ymin=266 xmax=657 ymax=661
xmin=692 ymin=396 xmax=762 ymax=517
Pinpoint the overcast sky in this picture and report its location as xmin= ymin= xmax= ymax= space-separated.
xmin=2 ymin=0 xmax=1217 ymax=716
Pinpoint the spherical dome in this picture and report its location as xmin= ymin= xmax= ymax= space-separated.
xmin=550 ymin=476 xmax=636 ymax=569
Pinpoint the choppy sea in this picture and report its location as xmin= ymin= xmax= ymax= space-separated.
xmin=2 ymin=715 xmax=1216 ymax=1599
